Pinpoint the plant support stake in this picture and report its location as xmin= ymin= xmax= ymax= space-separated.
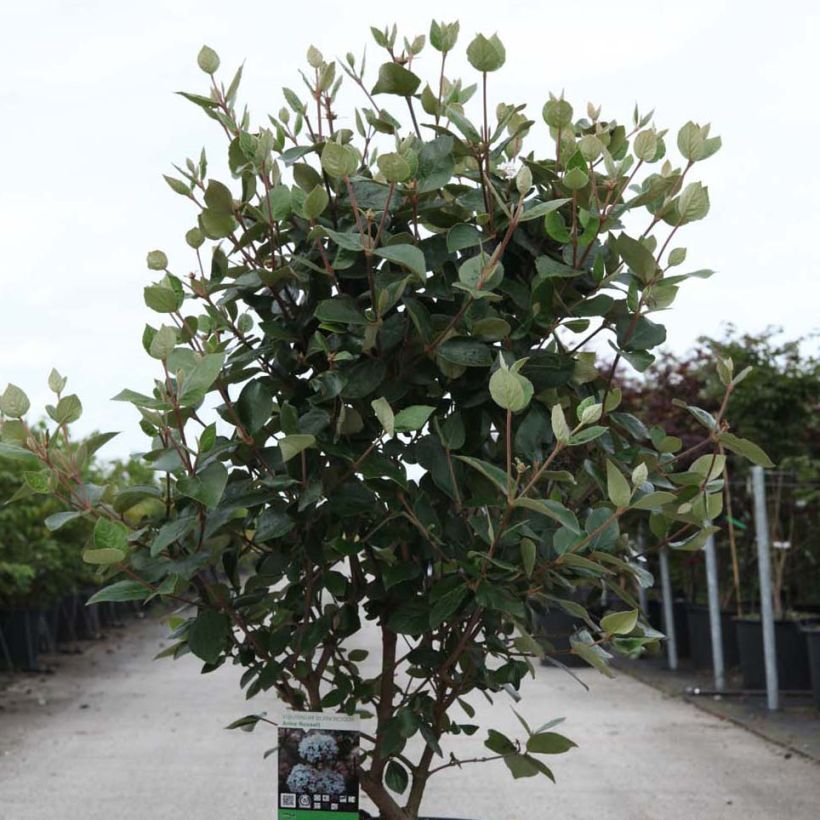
xmin=752 ymin=465 xmax=779 ymax=711
xmin=704 ymin=527 xmax=725 ymax=692
xmin=659 ymin=546 xmax=678 ymax=671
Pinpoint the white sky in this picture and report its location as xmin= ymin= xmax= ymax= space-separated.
xmin=1 ymin=0 xmax=818 ymax=459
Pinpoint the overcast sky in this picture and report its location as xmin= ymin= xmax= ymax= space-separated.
xmin=1 ymin=0 xmax=818 ymax=459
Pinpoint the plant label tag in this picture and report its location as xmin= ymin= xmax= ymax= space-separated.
xmin=277 ymin=711 xmax=360 ymax=819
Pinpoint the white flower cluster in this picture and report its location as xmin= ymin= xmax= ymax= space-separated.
xmin=286 ymin=763 xmax=346 ymax=796
xmin=298 ymin=732 xmax=339 ymax=764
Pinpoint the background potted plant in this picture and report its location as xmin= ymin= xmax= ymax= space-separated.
xmin=0 ymin=430 xmax=157 ymax=668
xmin=0 ymin=19 xmax=772 ymax=819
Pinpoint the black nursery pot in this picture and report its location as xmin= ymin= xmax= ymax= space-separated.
xmin=685 ymin=604 xmax=740 ymax=670
xmin=360 ymin=814 xmax=477 ymax=820
xmin=536 ymin=609 xmax=588 ymax=668
xmin=0 ymin=609 xmax=39 ymax=671
xmin=802 ymin=627 xmax=820 ymax=708
xmin=734 ymin=617 xmax=813 ymax=691
xmin=647 ymin=598 xmax=690 ymax=660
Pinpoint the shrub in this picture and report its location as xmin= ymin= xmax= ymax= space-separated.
xmin=0 ymin=19 xmax=770 ymax=820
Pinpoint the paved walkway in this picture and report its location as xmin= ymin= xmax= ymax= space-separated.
xmin=1 ymin=614 xmax=818 ymax=820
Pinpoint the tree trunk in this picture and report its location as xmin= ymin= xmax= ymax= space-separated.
xmin=360 ymin=770 xmax=411 ymax=820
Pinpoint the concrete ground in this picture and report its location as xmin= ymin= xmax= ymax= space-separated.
xmin=621 ymin=654 xmax=820 ymax=762
xmin=1 ymin=613 xmax=818 ymax=820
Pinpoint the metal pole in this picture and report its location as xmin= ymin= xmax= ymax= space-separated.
xmin=752 ymin=465 xmax=779 ymax=711
xmin=704 ymin=529 xmax=725 ymax=692
xmin=659 ymin=546 xmax=678 ymax=671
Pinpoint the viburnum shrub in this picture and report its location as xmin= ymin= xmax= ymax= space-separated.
xmin=0 ymin=19 xmax=772 ymax=820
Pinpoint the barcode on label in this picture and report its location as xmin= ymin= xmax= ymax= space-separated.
xmin=280 ymin=793 xmax=296 ymax=808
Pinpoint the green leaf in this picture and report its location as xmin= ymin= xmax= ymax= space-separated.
xmin=144 ymin=285 xmax=183 ymax=313
xmin=86 ymin=581 xmax=148 ymax=605
xmin=179 ymin=352 xmax=226 ymax=404
xmin=1 ymin=384 xmax=30 ymax=418
xmin=630 ymin=491 xmax=676 ymax=510
xmin=188 ymin=609 xmax=231 ymax=664
xmin=677 ymin=121 xmax=705 ymax=161
xmin=372 ymin=62 xmax=421 ymax=96
xmin=371 ymin=397 xmax=395 ymax=437
xmin=320 ymin=141 xmax=357 ymax=178
xmin=526 ymin=732 xmax=577 ymax=755
xmin=446 ymin=223 xmax=484 ymax=252
xmin=394 ymin=405 xmax=435 ymax=432
xmin=472 ymin=318 xmax=511 ymax=341
xmin=23 ymin=470 xmax=50 ymax=493
xmin=279 ymin=434 xmax=315 ymax=463
xmin=543 ymin=99 xmax=573 ymax=128
xmin=385 ymin=760 xmax=409 ymax=794
xmin=237 ymin=380 xmax=273 ymax=434
xmin=303 ymin=185 xmax=329 ymax=219
xmin=315 ymin=297 xmax=368 ymax=325
xmin=438 ymin=339 xmax=492 ymax=367
xmin=148 ymin=325 xmax=177 ymax=360
xmin=690 ymin=453 xmax=726 ymax=483
xmin=197 ymin=45 xmax=220 ymax=74
xmin=616 ymin=234 xmax=657 ymax=284
xmin=485 ymin=729 xmax=516 ymax=755
xmin=490 ymin=367 xmax=533 ymax=413
xmin=719 ymin=433 xmax=774 ymax=468
xmin=513 ymin=497 xmax=580 ymax=535
xmin=199 ymin=209 xmax=236 ymax=239
xmin=374 ymin=244 xmax=427 ymax=281
xmin=551 ymin=404 xmax=570 ymax=444
xmin=677 ymin=182 xmax=710 ymax=223
xmin=146 ymin=249 xmax=168 ymax=270
xmin=47 ymin=368 xmax=67 ymax=394
xmin=466 ymin=33 xmax=506 ymax=72
xmin=518 ymin=198 xmax=570 ymax=222
xmin=458 ymin=253 xmax=504 ymax=291
xmin=600 ymin=608 xmax=638 ymax=635
xmin=265 ymin=185 xmax=291 ymax=221
xmin=568 ymin=426 xmax=607 ymax=446
xmin=456 ymin=456 xmax=509 ymax=495
xmin=94 ymin=517 xmax=128 ymax=551
xmin=633 ymin=130 xmax=658 ymax=162
xmin=44 ymin=511 xmax=82 ymax=531
xmin=204 ymin=180 xmax=233 ymax=214
xmin=534 ymin=256 xmax=580 ymax=282
xmin=616 ymin=316 xmax=666 ymax=351
xmin=47 ymin=394 xmax=82 ymax=425
xmin=670 ymin=525 xmax=719 ymax=552
xmin=177 ymin=461 xmax=229 ymax=508
xmin=151 ymin=516 xmax=197 ymax=557
xmin=504 ymin=754 xmax=543 ymax=779
xmin=83 ymin=547 xmax=126 ymax=565
xmin=430 ymin=20 xmax=460 ymax=52
xmin=377 ymin=152 xmax=412 ymax=183
xmin=570 ymin=630 xmax=614 ymax=677
xmin=606 ymin=460 xmax=632 ymax=508
xmin=256 ymin=509 xmax=295 ymax=541
xmin=563 ymin=167 xmax=588 ymax=190
xmin=430 ymin=587 xmax=468 ymax=629
xmin=520 ymin=538 xmax=537 ymax=578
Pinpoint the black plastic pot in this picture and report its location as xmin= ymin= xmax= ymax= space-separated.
xmin=360 ymin=814 xmax=476 ymax=820
xmin=647 ymin=598 xmax=690 ymax=659
xmin=685 ymin=604 xmax=740 ymax=670
xmin=535 ymin=609 xmax=588 ymax=668
xmin=802 ymin=627 xmax=820 ymax=709
xmin=39 ymin=605 xmax=60 ymax=653
xmin=0 ymin=609 xmax=39 ymax=671
xmin=735 ymin=617 xmax=813 ymax=691
xmin=56 ymin=592 xmax=102 ymax=643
